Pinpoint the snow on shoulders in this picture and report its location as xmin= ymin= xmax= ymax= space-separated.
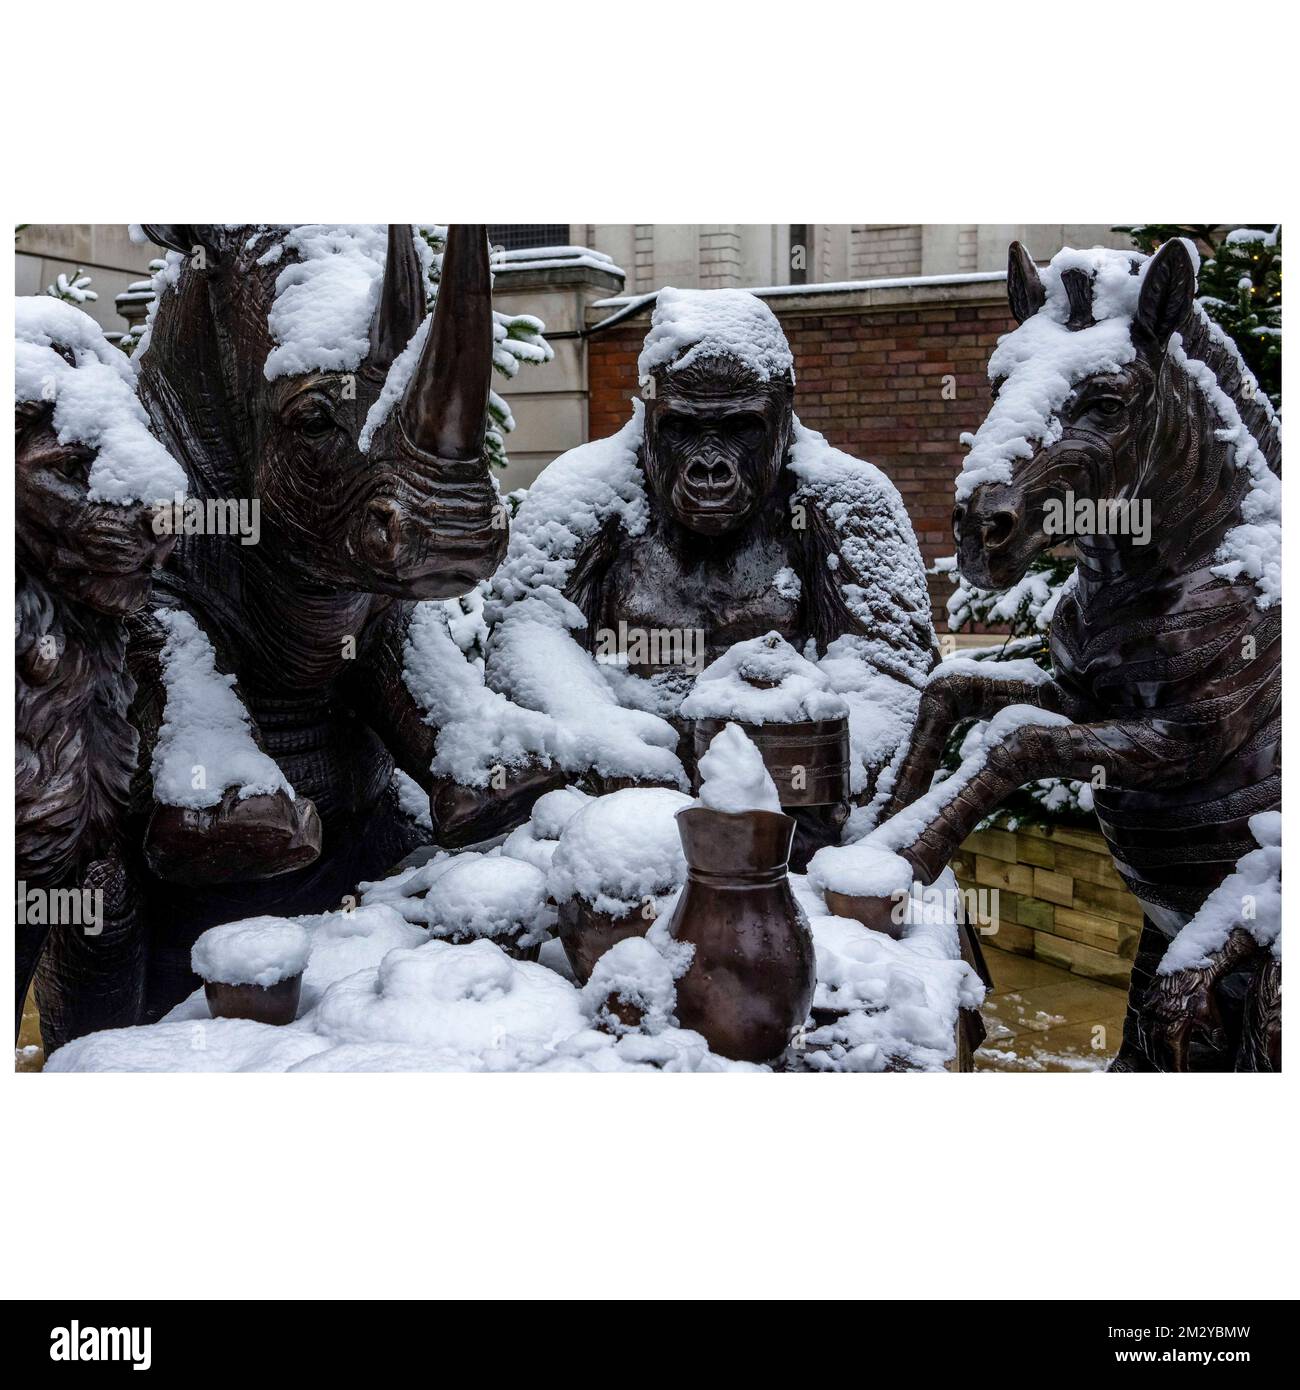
xmin=191 ymin=916 xmax=310 ymax=987
xmin=547 ymin=786 xmax=692 ymax=916
xmin=637 ymin=286 xmax=794 ymax=384
xmin=488 ymin=405 xmax=648 ymax=613
xmin=15 ymin=296 xmax=187 ymax=505
xmin=151 ymin=608 xmax=294 ymax=808
xmin=681 ymin=631 xmax=847 ymax=725
xmin=696 ymin=723 xmax=782 ymax=814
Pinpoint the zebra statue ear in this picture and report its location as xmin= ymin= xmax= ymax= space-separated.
xmin=1006 ymin=241 xmax=1046 ymax=324
xmin=137 ymin=225 xmax=223 ymax=262
xmin=1136 ymin=238 xmax=1197 ymax=349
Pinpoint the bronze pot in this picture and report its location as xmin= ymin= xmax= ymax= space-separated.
xmin=822 ymin=889 xmax=906 ymax=940
xmin=556 ymin=897 xmax=655 ymax=985
xmin=204 ymin=972 xmax=302 ymax=1026
xmin=691 ymin=715 xmax=850 ymax=808
xmin=667 ymin=806 xmax=816 ymax=1064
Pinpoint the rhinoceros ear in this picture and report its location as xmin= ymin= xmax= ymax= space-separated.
xmin=138 ymin=225 xmax=222 ymax=259
xmin=1135 ymin=238 xmax=1197 ymax=349
xmin=1007 ymin=242 xmax=1046 ymax=324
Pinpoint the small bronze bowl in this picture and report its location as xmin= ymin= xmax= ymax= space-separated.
xmin=204 ymin=972 xmax=303 ymax=1026
xmin=557 ymin=898 xmax=657 ymax=985
xmin=822 ymin=889 xmax=906 ymax=940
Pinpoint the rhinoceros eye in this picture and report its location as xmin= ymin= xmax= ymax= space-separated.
xmin=289 ymin=396 xmax=336 ymax=440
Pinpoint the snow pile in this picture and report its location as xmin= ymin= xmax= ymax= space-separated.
xmin=1159 ymin=811 xmax=1281 ymax=973
xmin=528 ymin=786 xmax=592 ymax=840
xmin=581 ymin=936 xmax=677 ymax=1035
xmin=696 ymin=723 xmax=782 ymax=815
xmin=798 ymin=869 xmax=985 ymax=1071
xmin=811 ymin=703 xmax=1073 ymax=898
xmin=15 ymin=296 xmax=187 ymax=505
xmin=262 ymin=224 xmax=433 ymax=380
xmin=191 ymin=917 xmax=310 ymax=988
xmin=547 ymin=787 xmax=692 ymax=916
xmin=423 ymin=854 xmax=554 ymax=949
xmin=315 ymin=939 xmax=586 ymax=1056
xmin=151 ymin=608 xmax=294 ymax=808
xmin=681 ymin=632 xmax=848 ymax=725
xmin=955 ymin=247 xmax=1149 ymax=504
xmin=401 ymin=599 xmax=556 ymax=787
xmin=637 ymin=287 xmax=794 ymax=384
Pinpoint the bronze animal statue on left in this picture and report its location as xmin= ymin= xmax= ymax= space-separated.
xmin=14 ymin=299 xmax=320 ymax=1044
xmin=866 ymin=240 xmax=1281 ymax=1072
xmin=31 ymin=224 xmax=511 ymax=1040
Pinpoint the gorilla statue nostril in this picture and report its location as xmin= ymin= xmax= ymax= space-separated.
xmin=981 ymin=509 xmax=1018 ymax=549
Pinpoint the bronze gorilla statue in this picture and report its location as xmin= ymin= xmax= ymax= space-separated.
xmin=430 ymin=288 xmax=938 ymax=861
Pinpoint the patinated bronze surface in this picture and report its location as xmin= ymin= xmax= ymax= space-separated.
xmin=204 ymin=974 xmax=302 ymax=1027
xmin=14 ymin=393 xmax=170 ymax=1037
xmin=33 ymin=225 xmax=509 ymax=1042
xmin=556 ymin=898 xmax=654 ymax=985
xmin=668 ymin=806 xmax=816 ymax=1063
xmin=879 ymin=241 xmax=1281 ymax=1072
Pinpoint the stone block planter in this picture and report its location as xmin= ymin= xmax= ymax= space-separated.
xmin=951 ymin=823 xmax=1142 ymax=988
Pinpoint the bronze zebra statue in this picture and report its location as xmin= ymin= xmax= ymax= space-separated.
xmin=875 ymin=239 xmax=1280 ymax=1072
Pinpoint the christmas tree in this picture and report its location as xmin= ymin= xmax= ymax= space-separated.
xmin=1115 ymin=224 xmax=1281 ymax=406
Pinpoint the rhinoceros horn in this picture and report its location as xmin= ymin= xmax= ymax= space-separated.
xmin=399 ymin=224 xmax=493 ymax=462
xmin=368 ymin=224 xmax=427 ymax=373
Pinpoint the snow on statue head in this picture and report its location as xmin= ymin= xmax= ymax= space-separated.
xmin=953 ymin=238 xmax=1279 ymax=608
xmin=639 ymin=287 xmax=796 ymax=537
xmin=15 ymin=297 xmax=184 ymax=616
xmin=134 ymin=223 xmax=505 ymax=600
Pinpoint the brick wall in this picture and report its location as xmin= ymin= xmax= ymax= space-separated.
xmin=586 ymin=279 xmax=1015 ymax=613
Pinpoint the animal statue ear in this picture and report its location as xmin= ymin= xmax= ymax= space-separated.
xmin=1006 ymin=242 xmax=1046 ymax=324
xmin=1135 ymin=238 xmax=1197 ymax=348
xmin=368 ymin=225 xmax=426 ymax=372
xmin=138 ymin=225 xmax=221 ymax=260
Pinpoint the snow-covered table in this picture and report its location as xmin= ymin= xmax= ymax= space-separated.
xmin=48 ymin=788 xmax=983 ymax=1074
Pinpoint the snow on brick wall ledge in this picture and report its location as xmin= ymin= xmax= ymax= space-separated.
xmin=586 ymin=282 xmax=1015 ymax=613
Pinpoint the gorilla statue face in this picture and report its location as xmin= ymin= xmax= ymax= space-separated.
xmin=643 ymin=354 xmax=793 ymax=537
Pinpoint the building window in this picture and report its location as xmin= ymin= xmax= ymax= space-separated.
xmin=488 ymin=224 xmax=570 ymax=252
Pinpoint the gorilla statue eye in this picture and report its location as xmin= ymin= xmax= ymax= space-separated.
xmin=1092 ymin=395 xmax=1125 ymax=421
xmin=728 ymin=413 xmax=765 ymax=440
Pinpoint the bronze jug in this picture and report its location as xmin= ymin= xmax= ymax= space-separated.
xmin=667 ymin=806 xmax=816 ymax=1063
